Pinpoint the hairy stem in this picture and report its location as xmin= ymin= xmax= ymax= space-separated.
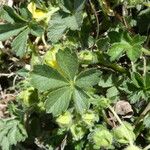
xmin=143 ymin=56 xmax=147 ymax=76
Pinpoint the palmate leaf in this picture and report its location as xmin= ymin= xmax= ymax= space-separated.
xmin=31 ymin=65 xmax=69 ymax=92
xmin=12 ymin=27 xmax=30 ymax=57
xmin=108 ymin=31 xmax=146 ymax=62
xmin=0 ymin=6 xmax=44 ymax=57
xmin=0 ymin=23 xmax=43 ymax=57
xmin=0 ymin=118 xmax=27 ymax=150
xmin=31 ymin=49 xmax=99 ymax=116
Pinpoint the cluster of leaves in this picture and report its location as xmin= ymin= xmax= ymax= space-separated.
xmin=0 ymin=0 xmax=150 ymax=149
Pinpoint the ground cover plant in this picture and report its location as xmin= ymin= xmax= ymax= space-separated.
xmin=0 ymin=0 xmax=150 ymax=149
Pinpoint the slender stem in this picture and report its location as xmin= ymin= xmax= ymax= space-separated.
xmin=34 ymin=37 xmax=40 ymax=44
xmin=13 ymin=74 xmax=18 ymax=87
xmin=108 ymin=106 xmax=134 ymax=145
xmin=89 ymin=0 xmax=100 ymax=46
xmin=142 ymin=48 xmax=150 ymax=56
xmin=131 ymin=61 xmax=136 ymax=72
xmin=108 ymin=106 xmax=124 ymax=126
xmin=97 ymin=52 xmax=128 ymax=74
xmin=102 ymin=110 xmax=113 ymax=126
xmin=99 ymin=61 xmax=129 ymax=75
xmin=146 ymin=34 xmax=150 ymax=47
xmin=60 ymin=134 xmax=68 ymax=150
xmin=122 ymin=5 xmax=128 ymax=28
xmin=143 ymin=56 xmax=146 ymax=76
xmin=42 ymin=35 xmax=48 ymax=47
xmin=134 ymin=102 xmax=150 ymax=126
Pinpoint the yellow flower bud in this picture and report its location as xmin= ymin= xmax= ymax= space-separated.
xmin=70 ymin=123 xmax=86 ymax=141
xmin=18 ymin=87 xmax=38 ymax=106
xmin=82 ymin=111 xmax=98 ymax=126
xmin=27 ymin=2 xmax=59 ymax=23
xmin=89 ymin=125 xmax=113 ymax=149
xmin=56 ymin=111 xmax=72 ymax=128
xmin=44 ymin=47 xmax=59 ymax=69
xmin=27 ymin=2 xmax=47 ymax=21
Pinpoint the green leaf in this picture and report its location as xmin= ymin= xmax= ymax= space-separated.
xmin=59 ymin=0 xmax=85 ymax=14
xmin=106 ymin=86 xmax=119 ymax=98
xmin=47 ymin=12 xmax=83 ymax=43
xmin=132 ymin=34 xmax=146 ymax=45
xmin=47 ymin=14 xmax=67 ymax=43
xmin=99 ymin=74 xmax=114 ymax=88
xmin=137 ymin=8 xmax=150 ymax=34
xmin=113 ymin=122 xmax=135 ymax=144
xmin=73 ymin=87 xmax=89 ymax=113
xmin=76 ymin=69 xmax=101 ymax=89
xmin=108 ymin=31 xmax=122 ymax=43
xmin=97 ymin=37 xmax=110 ymax=51
xmin=128 ymin=90 xmax=144 ymax=104
xmin=126 ymin=45 xmax=142 ymax=62
xmin=12 ymin=27 xmax=30 ymax=57
xmin=108 ymin=43 xmax=127 ymax=61
xmin=30 ymin=23 xmax=44 ymax=37
xmin=56 ymin=49 xmax=79 ymax=80
xmin=31 ymin=65 xmax=69 ymax=92
xmin=65 ymin=12 xmax=83 ymax=30
xmin=131 ymin=72 xmax=144 ymax=88
xmin=89 ymin=125 xmax=113 ymax=149
xmin=45 ymin=86 xmax=72 ymax=116
xmin=108 ymin=31 xmax=144 ymax=62
xmin=144 ymin=73 xmax=150 ymax=90
xmin=1 ymin=5 xmax=27 ymax=24
xmin=0 ymin=118 xmax=27 ymax=150
xmin=1 ymin=137 xmax=9 ymax=150
xmin=143 ymin=114 xmax=150 ymax=128
xmin=19 ymin=4 xmax=32 ymax=20
xmin=0 ymin=24 xmax=26 ymax=41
